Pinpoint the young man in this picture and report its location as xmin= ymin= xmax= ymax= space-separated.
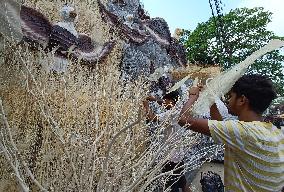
xmin=143 ymin=91 xmax=191 ymax=192
xmin=179 ymin=74 xmax=284 ymax=191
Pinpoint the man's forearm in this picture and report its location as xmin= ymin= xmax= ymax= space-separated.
xmin=179 ymin=94 xmax=199 ymax=126
xmin=179 ymin=112 xmax=211 ymax=136
xmin=178 ymin=88 xmax=211 ymax=136
xmin=210 ymin=103 xmax=223 ymax=121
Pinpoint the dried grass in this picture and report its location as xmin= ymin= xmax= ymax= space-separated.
xmin=0 ymin=1 xmax=203 ymax=191
xmin=171 ymin=65 xmax=221 ymax=83
xmin=0 ymin=42 xmax=200 ymax=191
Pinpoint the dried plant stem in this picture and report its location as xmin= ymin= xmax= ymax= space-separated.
xmin=0 ymin=141 xmax=29 ymax=192
xmin=139 ymin=163 xmax=187 ymax=192
xmin=0 ymin=98 xmax=47 ymax=192
xmin=96 ymin=109 xmax=142 ymax=191
xmin=16 ymin=51 xmax=81 ymax=190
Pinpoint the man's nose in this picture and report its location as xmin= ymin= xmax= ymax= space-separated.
xmin=224 ymin=100 xmax=230 ymax=108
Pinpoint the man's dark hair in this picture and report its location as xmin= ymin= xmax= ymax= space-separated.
xmin=231 ymin=74 xmax=277 ymax=114
xmin=163 ymin=90 xmax=180 ymax=104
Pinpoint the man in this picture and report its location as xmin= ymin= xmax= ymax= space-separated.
xmin=179 ymin=74 xmax=284 ymax=191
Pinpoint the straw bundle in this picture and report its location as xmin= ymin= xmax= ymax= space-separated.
xmin=170 ymin=64 xmax=221 ymax=82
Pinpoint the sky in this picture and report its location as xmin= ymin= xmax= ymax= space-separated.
xmin=141 ymin=0 xmax=284 ymax=37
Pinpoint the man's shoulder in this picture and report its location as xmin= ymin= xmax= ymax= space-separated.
xmin=240 ymin=121 xmax=284 ymax=143
xmin=239 ymin=121 xmax=278 ymax=132
xmin=208 ymin=119 xmax=239 ymax=127
xmin=233 ymin=120 xmax=275 ymax=130
xmin=208 ymin=119 xmax=280 ymax=136
xmin=208 ymin=120 xmax=273 ymax=137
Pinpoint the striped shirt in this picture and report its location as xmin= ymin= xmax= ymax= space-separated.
xmin=208 ymin=120 xmax=284 ymax=192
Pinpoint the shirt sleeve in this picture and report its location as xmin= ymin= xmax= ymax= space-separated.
xmin=208 ymin=120 xmax=248 ymax=151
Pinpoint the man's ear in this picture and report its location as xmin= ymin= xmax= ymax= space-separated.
xmin=238 ymin=95 xmax=249 ymax=106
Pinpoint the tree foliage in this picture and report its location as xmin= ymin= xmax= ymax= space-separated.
xmin=180 ymin=7 xmax=284 ymax=96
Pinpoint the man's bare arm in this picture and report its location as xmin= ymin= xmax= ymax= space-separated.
xmin=179 ymin=87 xmax=211 ymax=136
xmin=210 ymin=103 xmax=223 ymax=121
xmin=179 ymin=94 xmax=198 ymax=126
xmin=182 ymin=117 xmax=211 ymax=136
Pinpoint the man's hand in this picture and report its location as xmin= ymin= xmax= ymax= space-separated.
xmin=145 ymin=95 xmax=157 ymax=101
xmin=188 ymin=84 xmax=203 ymax=96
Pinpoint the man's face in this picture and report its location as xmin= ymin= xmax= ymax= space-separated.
xmin=227 ymin=91 xmax=239 ymax=116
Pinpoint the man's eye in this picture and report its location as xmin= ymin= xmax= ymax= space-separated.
xmin=223 ymin=93 xmax=231 ymax=101
xmin=225 ymin=94 xmax=231 ymax=99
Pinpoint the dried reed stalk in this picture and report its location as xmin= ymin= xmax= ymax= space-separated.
xmin=0 ymin=41 xmax=202 ymax=191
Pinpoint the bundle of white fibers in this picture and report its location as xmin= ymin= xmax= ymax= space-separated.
xmin=191 ymin=39 xmax=284 ymax=116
